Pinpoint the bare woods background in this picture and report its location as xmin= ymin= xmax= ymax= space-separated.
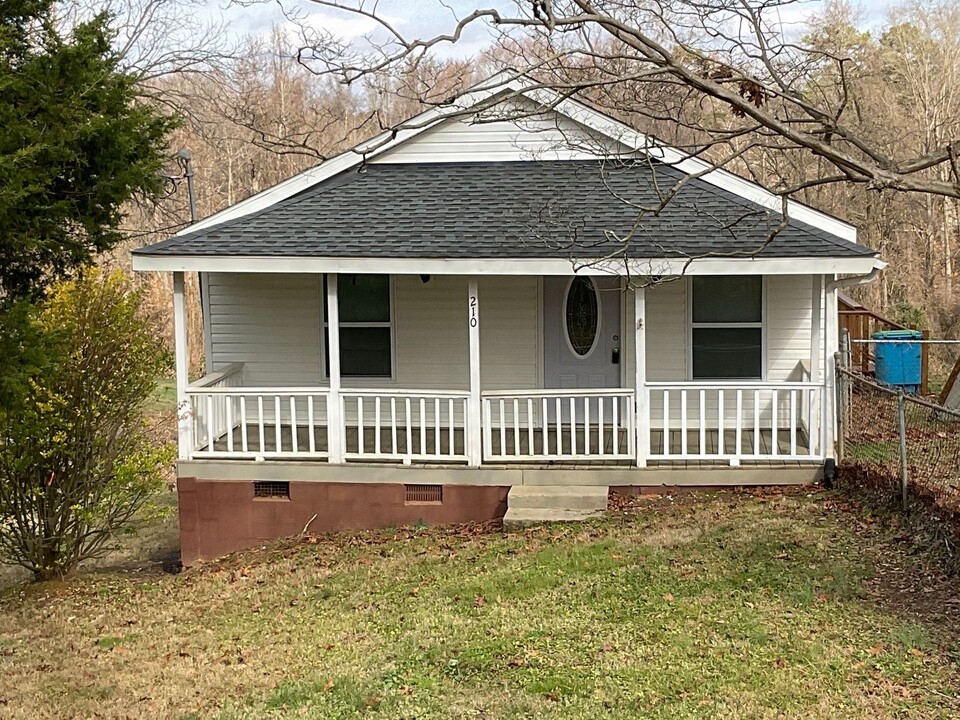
xmin=105 ymin=0 xmax=960 ymax=374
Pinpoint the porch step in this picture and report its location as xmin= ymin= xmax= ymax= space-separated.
xmin=503 ymin=485 xmax=608 ymax=530
xmin=508 ymin=485 xmax=609 ymax=510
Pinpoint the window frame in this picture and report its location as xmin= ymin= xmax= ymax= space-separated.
xmin=562 ymin=276 xmax=603 ymax=360
xmin=322 ymin=274 xmax=397 ymax=382
xmin=687 ymin=275 xmax=766 ymax=381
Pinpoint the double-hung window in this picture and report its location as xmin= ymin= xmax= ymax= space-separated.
xmin=690 ymin=276 xmax=763 ymax=380
xmin=323 ymin=274 xmax=393 ymax=378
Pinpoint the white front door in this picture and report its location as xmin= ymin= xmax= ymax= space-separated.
xmin=543 ymin=276 xmax=622 ymax=392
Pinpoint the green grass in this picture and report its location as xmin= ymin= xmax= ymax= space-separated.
xmin=145 ymin=377 xmax=177 ymax=415
xmin=0 ymin=491 xmax=958 ymax=719
xmin=848 ymin=440 xmax=899 ymax=462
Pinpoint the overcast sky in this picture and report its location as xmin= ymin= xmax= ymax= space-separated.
xmin=206 ymin=0 xmax=895 ymax=56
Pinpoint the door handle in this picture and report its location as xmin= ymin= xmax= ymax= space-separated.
xmin=612 ymin=348 xmax=620 ymax=364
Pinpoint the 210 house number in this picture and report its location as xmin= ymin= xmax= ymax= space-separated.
xmin=469 ymin=296 xmax=478 ymax=327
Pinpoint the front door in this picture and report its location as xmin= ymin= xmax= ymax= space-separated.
xmin=543 ymin=276 xmax=622 ymax=394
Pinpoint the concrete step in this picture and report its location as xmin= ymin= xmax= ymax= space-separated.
xmin=503 ymin=507 xmax=606 ymax=531
xmin=508 ymin=485 xmax=609 ymax=511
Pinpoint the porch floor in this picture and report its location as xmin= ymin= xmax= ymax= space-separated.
xmin=204 ymin=424 xmax=815 ymax=466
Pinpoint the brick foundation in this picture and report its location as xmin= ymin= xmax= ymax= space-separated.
xmin=177 ymin=477 xmax=510 ymax=566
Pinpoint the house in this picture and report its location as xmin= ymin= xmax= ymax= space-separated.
xmin=132 ymin=72 xmax=885 ymax=564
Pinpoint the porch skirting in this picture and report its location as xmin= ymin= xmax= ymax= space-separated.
xmin=176 ymin=462 xmax=821 ymax=564
xmin=178 ymin=477 xmax=510 ymax=566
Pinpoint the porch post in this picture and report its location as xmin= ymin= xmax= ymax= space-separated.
xmin=634 ymin=283 xmax=648 ymax=467
xmin=173 ymin=271 xmax=191 ymax=460
xmin=467 ymin=278 xmax=482 ymax=466
xmin=809 ymin=275 xmax=823 ymax=454
xmin=823 ymin=275 xmax=839 ymax=459
xmin=326 ymin=273 xmax=344 ymax=463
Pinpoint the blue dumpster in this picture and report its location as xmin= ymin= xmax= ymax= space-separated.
xmin=873 ymin=329 xmax=922 ymax=393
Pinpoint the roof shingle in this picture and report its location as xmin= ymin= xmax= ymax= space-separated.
xmin=135 ymin=160 xmax=873 ymax=260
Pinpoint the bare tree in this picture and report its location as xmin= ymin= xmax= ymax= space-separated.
xmin=284 ymin=0 xmax=960 ymax=202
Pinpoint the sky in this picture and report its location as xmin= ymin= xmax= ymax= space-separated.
xmin=203 ymin=0 xmax=896 ymax=58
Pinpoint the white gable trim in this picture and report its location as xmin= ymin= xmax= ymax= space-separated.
xmin=132 ymin=253 xmax=883 ymax=276
xmin=176 ymin=71 xmax=857 ymax=244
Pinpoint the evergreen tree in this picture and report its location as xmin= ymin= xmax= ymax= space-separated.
xmin=0 ymin=0 xmax=178 ymax=300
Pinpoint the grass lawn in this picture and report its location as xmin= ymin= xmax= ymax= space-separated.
xmin=1 ymin=490 xmax=959 ymax=719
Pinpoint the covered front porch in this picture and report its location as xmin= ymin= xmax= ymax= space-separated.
xmin=173 ymin=270 xmax=836 ymax=472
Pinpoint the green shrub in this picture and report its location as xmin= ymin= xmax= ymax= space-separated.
xmin=891 ymin=301 xmax=926 ymax=330
xmin=0 ymin=270 xmax=172 ymax=580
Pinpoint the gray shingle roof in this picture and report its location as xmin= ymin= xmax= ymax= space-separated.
xmin=135 ymin=160 xmax=874 ymax=259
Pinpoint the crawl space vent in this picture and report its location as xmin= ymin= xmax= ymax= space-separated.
xmin=404 ymin=484 xmax=443 ymax=504
xmin=253 ymin=481 xmax=290 ymax=499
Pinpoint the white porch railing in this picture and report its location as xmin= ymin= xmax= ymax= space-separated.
xmin=181 ymin=373 xmax=823 ymax=466
xmin=340 ymin=390 xmax=471 ymax=463
xmin=187 ymin=363 xmax=243 ymax=453
xmin=186 ymin=369 xmax=331 ymax=459
xmin=482 ymin=389 xmax=636 ymax=462
xmin=645 ymin=382 xmax=824 ymax=464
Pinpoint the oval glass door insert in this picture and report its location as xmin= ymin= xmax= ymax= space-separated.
xmin=564 ymin=277 xmax=601 ymax=357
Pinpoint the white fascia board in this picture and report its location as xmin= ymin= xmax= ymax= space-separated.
xmin=132 ymin=253 xmax=882 ymax=276
xmin=178 ymin=74 xmax=524 ymax=237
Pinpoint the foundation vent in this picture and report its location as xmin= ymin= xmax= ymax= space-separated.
xmin=405 ymin=484 xmax=443 ymax=504
xmin=253 ymin=481 xmax=290 ymax=499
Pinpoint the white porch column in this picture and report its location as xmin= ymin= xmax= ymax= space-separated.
xmin=634 ymin=283 xmax=648 ymax=467
xmin=823 ymin=275 xmax=839 ymax=459
xmin=467 ymin=278 xmax=482 ymax=466
xmin=173 ymin=271 xmax=191 ymax=460
xmin=809 ymin=274 xmax=823 ymax=454
xmin=326 ymin=273 xmax=344 ymax=463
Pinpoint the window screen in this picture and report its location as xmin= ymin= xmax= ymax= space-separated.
xmin=691 ymin=276 xmax=763 ymax=380
xmin=324 ymin=274 xmax=392 ymax=377
xmin=692 ymin=276 xmax=762 ymax=323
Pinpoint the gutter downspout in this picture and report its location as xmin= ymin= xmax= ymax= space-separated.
xmin=822 ymin=262 xmax=885 ymax=484
xmin=825 ymin=264 xmax=884 ymax=294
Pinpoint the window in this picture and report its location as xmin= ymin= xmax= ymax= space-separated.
xmin=564 ymin=277 xmax=601 ymax=357
xmin=690 ymin=276 xmax=763 ymax=379
xmin=324 ymin=274 xmax=393 ymax=378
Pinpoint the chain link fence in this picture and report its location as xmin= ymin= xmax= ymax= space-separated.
xmin=837 ymin=363 xmax=960 ymax=567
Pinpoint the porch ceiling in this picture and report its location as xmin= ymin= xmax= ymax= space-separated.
xmin=135 ymin=161 xmax=876 ymax=265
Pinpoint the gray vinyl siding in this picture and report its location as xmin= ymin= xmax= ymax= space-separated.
xmin=206 ymin=273 xmax=818 ymax=399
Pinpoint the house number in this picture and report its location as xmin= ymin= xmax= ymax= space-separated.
xmin=469 ymin=296 xmax=478 ymax=327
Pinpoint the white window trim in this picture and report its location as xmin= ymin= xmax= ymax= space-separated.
xmin=321 ymin=274 xmax=397 ymax=382
xmin=687 ymin=275 xmax=767 ymax=381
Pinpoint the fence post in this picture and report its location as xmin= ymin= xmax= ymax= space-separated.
xmin=920 ymin=329 xmax=930 ymax=395
xmin=897 ymin=390 xmax=908 ymax=511
xmin=835 ymin=354 xmax=845 ymax=463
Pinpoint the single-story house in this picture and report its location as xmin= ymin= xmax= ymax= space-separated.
xmin=132 ymin=72 xmax=885 ymax=564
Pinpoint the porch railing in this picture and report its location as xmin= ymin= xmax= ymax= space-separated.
xmin=481 ymin=389 xmax=636 ymax=462
xmin=340 ymin=390 xmax=471 ymax=463
xmin=182 ymin=374 xmax=824 ymax=466
xmin=187 ymin=363 xmax=243 ymax=454
xmin=186 ymin=376 xmax=331 ymax=460
xmin=645 ymin=381 xmax=824 ymax=464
